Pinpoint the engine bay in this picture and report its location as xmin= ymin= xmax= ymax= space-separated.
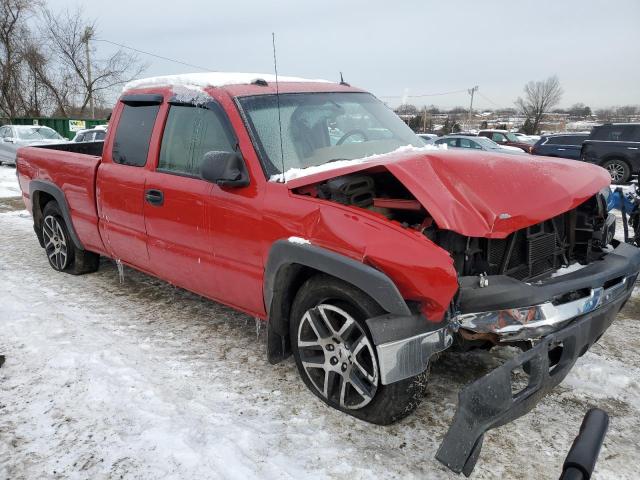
xmin=293 ymin=171 xmax=616 ymax=282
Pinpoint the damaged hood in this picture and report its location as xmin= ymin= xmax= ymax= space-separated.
xmin=286 ymin=149 xmax=611 ymax=238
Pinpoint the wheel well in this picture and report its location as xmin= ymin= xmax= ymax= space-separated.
xmin=32 ymin=190 xmax=56 ymax=246
xmin=266 ymin=264 xmax=384 ymax=364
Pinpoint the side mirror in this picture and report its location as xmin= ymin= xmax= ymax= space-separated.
xmin=201 ymin=151 xmax=250 ymax=188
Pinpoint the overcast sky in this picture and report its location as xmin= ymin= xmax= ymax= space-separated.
xmin=48 ymin=0 xmax=640 ymax=110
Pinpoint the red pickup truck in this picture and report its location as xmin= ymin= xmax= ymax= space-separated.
xmin=16 ymin=73 xmax=640 ymax=474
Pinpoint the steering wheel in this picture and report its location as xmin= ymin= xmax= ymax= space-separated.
xmin=336 ymin=129 xmax=369 ymax=145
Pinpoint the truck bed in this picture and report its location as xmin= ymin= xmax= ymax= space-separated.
xmin=16 ymin=143 xmax=106 ymax=254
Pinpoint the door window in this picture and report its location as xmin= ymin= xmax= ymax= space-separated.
xmin=112 ymin=104 xmax=160 ymax=166
xmin=158 ymin=104 xmax=236 ymax=176
xmin=459 ymin=138 xmax=474 ymax=148
xmin=491 ymin=133 xmax=506 ymax=142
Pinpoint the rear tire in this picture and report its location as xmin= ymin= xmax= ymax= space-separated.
xmin=41 ymin=201 xmax=99 ymax=275
xmin=290 ymin=274 xmax=429 ymax=425
xmin=602 ymin=158 xmax=631 ymax=184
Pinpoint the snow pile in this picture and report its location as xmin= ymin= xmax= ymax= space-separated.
xmin=288 ymin=236 xmax=311 ymax=245
xmin=124 ymin=72 xmax=331 ymax=91
xmin=171 ymin=85 xmax=212 ymax=106
xmin=0 ymin=165 xmax=20 ymax=198
xmin=270 ymin=144 xmax=446 ymax=183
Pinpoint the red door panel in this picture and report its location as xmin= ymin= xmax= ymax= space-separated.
xmin=144 ymin=172 xmax=217 ymax=295
xmin=96 ymin=162 xmax=149 ymax=268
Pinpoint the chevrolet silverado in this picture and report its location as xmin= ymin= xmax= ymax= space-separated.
xmin=16 ymin=72 xmax=640 ymax=475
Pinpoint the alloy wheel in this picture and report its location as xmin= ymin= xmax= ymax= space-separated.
xmin=43 ymin=215 xmax=69 ymax=270
xmin=297 ymin=303 xmax=378 ymax=409
xmin=606 ymin=162 xmax=625 ymax=182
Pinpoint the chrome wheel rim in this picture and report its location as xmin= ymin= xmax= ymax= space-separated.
xmin=297 ymin=304 xmax=378 ymax=409
xmin=607 ymin=162 xmax=625 ymax=182
xmin=43 ymin=215 xmax=68 ymax=270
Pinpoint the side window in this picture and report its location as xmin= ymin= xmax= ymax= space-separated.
xmin=446 ymin=138 xmax=458 ymax=147
xmin=112 ymin=104 xmax=160 ymax=166
xmin=158 ymin=103 xmax=236 ymax=176
xmin=0 ymin=127 xmax=6 ymax=138
xmin=470 ymin=140 xmax=483 ymax=149
xmin=95 ymin=131 xmax=106 ymax=141
xmin=492 ymin=133 xmax=506 ymax=142
xmin=459 ymin=138 xmax=473 ymax=148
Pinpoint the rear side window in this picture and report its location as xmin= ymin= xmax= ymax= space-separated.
xmin=112 ymin=104 xmax=160 ymax=166
xmin=95 ymin=131 xmax=106 ymax=141
xmin=158 ymin=103 xmax=236 ymax=176
xmin=592 ymin=125 xmax=639 ymax=142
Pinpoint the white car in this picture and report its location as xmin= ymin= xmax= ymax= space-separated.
xmin=0 ymin=125 xmax=67 ymax=165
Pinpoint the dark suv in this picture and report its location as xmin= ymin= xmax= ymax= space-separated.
xmin=531 ymin=133 xmax=589 ymax=160
xmin=581 ymin=123 xmax=640 ymax=183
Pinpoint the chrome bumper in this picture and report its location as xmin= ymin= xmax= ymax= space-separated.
xmin=455 ymin=273 xmax=636 ymax=341
xmin=365 ymin=314 xmax=453 ymax=385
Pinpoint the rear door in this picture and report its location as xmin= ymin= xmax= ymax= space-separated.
xmin=143 ymin=98 xmax=235 ymax=295
xmin=97 ymin=94 xmax=162 ymax=270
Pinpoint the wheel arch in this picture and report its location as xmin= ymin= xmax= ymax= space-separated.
xmin=264 ymin=240 xmax=411 ymax=364
xmin=29 ymin=180 xmax=84 ymax=250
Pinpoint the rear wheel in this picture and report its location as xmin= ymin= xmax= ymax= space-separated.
xmin=290 ymin=274 xmax=429 ymax=425
xmin=602 ymin=158 xmax=631 ymax=184
xmin=41 ymin=201 xmax=99 ymax=275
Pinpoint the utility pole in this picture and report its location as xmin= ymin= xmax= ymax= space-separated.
xmin=468 ymin=85 xmax=478 ymax=129
xmin=82 ymin=26 xmax=95 ymax=119
xmin=423 ymin=105 xmax=427 ymax=132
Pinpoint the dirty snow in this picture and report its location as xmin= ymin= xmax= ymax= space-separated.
xmin=0 ymin=165 xmax=20 ymax=198
xmin=124 ymin=72 xmax=331 ymax=92
xmin=1 ymin=169 xmax=640 ymax=479
xmin=550 ymin=261 xmax=587 ymax=278
xmin=270 ymin=144 xmax=446 ymax=183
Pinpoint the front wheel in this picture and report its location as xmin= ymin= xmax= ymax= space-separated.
xmin=602 ymin=159 xmax=631 ymax=184
xmin=290 ymin=274 xmax=429 ymax=425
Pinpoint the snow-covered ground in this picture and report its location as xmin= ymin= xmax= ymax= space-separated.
xmin=1 ymin=167 xmax=639 ymax=479
xmin=0 ymin=165 xmax=20 ymax=198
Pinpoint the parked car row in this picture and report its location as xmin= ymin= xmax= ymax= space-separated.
xmin=417 ymin=123 xmax=640 ymax=185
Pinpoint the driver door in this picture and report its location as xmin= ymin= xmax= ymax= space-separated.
xmin=144 ymin=99 xmax=235 ymax=297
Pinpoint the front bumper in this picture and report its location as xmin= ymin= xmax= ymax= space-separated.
xmin=455 ymin=241 xmax=640 ymax=341
xmin=435 ymin=287 xmax=633 ymax=475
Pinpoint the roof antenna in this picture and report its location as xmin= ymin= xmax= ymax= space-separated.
xmin=339 ymin=71 xmax=350 ymax=86
xmin=272 ymin=32 xmax=286 ymax=183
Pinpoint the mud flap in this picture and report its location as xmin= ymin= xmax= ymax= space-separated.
xmin=435 ymin=286 xmax=632 ymax=476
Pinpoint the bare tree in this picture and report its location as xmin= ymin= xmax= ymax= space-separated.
xmin=41 ymin=6 xmax=145 ymax=118
xmin=515 ymin=75 xmax=563 ymax=134
xmin=0 ymin=0 xmax=39 ymax=118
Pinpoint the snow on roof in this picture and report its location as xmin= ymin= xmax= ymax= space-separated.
xmin=123 ymin=72 xmax=332 ymax=91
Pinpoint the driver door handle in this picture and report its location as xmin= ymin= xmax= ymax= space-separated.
xmin=145 ymin=189 xmax=164 ymax=206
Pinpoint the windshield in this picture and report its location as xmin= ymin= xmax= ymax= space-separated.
xmin=238 ymin=92 xmax=422 ymax=177
xmin=475 ymin=136 xmax=503 ymax=149
xmin=16 ymin=126 xmax=62 ymax=140
xmin=505 ymin=132 xmax=520 ymax=142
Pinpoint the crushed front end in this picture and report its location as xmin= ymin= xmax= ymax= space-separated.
xmin=432 ymin=191 xmax=640 ymax=475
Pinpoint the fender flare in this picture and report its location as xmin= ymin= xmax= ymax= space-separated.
xmin=263 ymin=239 xmax=411 ymax=362
xmin=29 ymin=180 xmax=84 ymax=250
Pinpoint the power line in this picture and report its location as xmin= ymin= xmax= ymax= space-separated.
xmin=477 ymin=91 xmax=503 ymax=108
xmin=93 ymin=38 xmax=216 ymax=72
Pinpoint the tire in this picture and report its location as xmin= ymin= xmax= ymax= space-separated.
xmin=290 ymin=274 xmax=429 ymax=425
xmin=601 ymin=158 xmax=631 ymax=184
xmin=41 ymin=201 xmax=99 ymax=275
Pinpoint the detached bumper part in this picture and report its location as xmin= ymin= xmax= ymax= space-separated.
xmin=435 ymin=289 xmax=632 ymax=476
xmin=366 ymin=314 xmax=452 ymax=385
